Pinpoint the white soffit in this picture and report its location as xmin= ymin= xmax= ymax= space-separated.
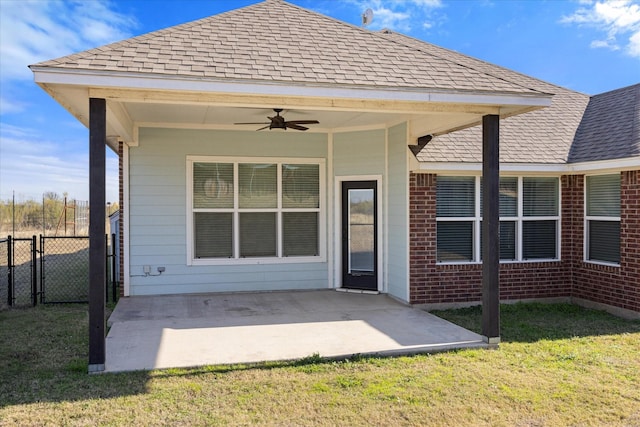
xmin=32 ymin=68 xmax=552 ymax=110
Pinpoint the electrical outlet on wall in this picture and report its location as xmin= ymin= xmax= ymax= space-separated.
xmin=143 ymin=265 xmax=151 ymax=274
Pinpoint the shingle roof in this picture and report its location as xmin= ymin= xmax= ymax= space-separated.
xmin=377 ymin=31 xmax=593 ymax=164
xmin=31 ymin=0 xmax=544 ymax=96
xmin=568 ymin=84 xmax=640 ymax=163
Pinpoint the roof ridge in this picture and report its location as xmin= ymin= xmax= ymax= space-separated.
xmin=591 ymin=82 xmax=640 ymax=97
xmin=31 ymin=1 xmax=268 ymax=67
xmin=377 ymin=29 xmax=586 ymax=97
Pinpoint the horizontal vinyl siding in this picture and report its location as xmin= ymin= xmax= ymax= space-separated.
xmin=333 ymin=129 xmax=385 ymax=176
xmin=128 ymin=127 xmax=329 ymax=295
xmin=387 ymin=123 xmax=409 ymax=302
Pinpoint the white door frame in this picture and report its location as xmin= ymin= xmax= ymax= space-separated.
xmin=334 ymin=175 xmax=383 ymax=291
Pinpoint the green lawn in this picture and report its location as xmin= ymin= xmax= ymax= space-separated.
xmin=1 ymin=303 xmax=639 ymax=426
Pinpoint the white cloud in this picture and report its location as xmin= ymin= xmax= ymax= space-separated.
xmin=629 ymin=29 xmax=640 ymax=55
xmin=0 ymin=97 xmax=27 ymax=115
xmin=561 ymin=0 xmax=640 ymax=58
xmin=0 ymin=0 xmax=137 ymax=82
xmin=0 ymin=127 xmax=119 ymax=202
xmin=347 ymin=0 xmax=443 ymax=32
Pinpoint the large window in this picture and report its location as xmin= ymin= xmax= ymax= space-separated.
xmin=436 ymin=176 xmax=560 ymax=263
xmin=188 ymin=157 xmax=324 ymax=264
xmin=585 ymin=174 xmax=620 ymax=264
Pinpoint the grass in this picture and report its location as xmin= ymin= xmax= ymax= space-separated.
xmin=1 ymin=303 xmax=639 ymax=426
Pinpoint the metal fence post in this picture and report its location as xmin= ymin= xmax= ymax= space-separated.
xmin=111 ymin=233 xmax=119 ymax=302
xmin=39 ymin=235 xmax=44 ymax=304
xmin=31 ymin=235 xmax=37 ymax=307
xmin=105 ymin=234 xmax=109 ymax=302
xmin=7 ymin=236 xmax=13 ymax=307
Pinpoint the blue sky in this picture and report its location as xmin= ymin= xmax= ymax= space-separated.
xmin=1 ymin=0 xmax=639 ymax=203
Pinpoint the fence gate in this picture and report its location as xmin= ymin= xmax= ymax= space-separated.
xmin=1 ymin=235 xmax=118 ymax=308
xmin=1 ymin=236 xmax=38 ymax=308
xmin=40 ymin=235 xmax=90 ymax=304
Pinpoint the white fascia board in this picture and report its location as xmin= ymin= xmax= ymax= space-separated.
xmin=417 ymin=156 xmax=640 ymax=174
xmin=31 ymin=68 xmax=552 ymax=108
xmin=569 ymin=156 xmax=640 ymax=173
xmin=418 ymin=162 xmax=567 ymax=174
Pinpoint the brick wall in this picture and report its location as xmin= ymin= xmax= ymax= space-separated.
xmin=408 ymin=171 xmax=639 ymax=315
xmin=572 ymin=170 xmax=640 ymax=313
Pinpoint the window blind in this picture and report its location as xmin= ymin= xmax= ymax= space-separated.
xmin=283 ymin=212 xmax=319 ymax=256
xmin=586 ymin=174 xmax=620 ymax=216
xmin=523 ymin=177 xmax=558 ymax=217
xmin=588 ymin=220 xmax=620 ymax=263
xmin=239 ymin=163 xmax=277 ymax=208
xmin=522 ymin=220 xmax=556 ymax=259
xmin=437 ymin=221 xmax=473 ymax=262
xmin=239 ymin=212 xmax=277 ymax=257
xmin=194 ymin=213 xmax=233 ymax=258
xmin=193 ymin=163 xmax=234 ymax=209
xmin=480 ymin=220 xmax=517 ymax=260
xmin=436 ymin=176 xmax=475 ymax=217
xmin=282 ymin=164 xmax=320 ymax=208
xmin=480 ymin=177 xmax=518 ymax=217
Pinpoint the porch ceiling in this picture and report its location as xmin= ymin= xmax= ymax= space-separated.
xmin=34 ymin=78 xmax=551 ymax=152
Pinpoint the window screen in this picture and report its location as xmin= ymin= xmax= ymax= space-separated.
xmin=239 ymin=212 xmax=276 ymax=257
xmin=522 ymin=220 xmax=557 ymax=259
xmin=588 ymin=221 xmax=620 ymax=263
xmin=283 ymin=212 xmax=319 ymax=256
xmin=437 ymin=221 xmax=473 ymax=262
xmin=194 ymin=213 xmax=233 ymax=258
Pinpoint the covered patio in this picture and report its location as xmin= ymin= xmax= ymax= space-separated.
xmin=29 ymin=0 xmax=555 ymax=372
xmin=105 ymin=290 xmax=485 ymax=372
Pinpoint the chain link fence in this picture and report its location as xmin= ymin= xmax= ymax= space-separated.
xmin=0 ymin=234 xmax=118 ymax=309
xmin=40 ymin=236 xmax=89 ymax=303
xmin=1 ymin=194 xmax=93 ymax=237
xmin=0 ymin=238 xmax=7 ymax=310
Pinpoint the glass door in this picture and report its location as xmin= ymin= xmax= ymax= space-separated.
xmin=341 ymin=181 xmax=377 ymax=290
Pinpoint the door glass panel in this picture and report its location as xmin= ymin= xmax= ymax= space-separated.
xmin=348 ymin=189 xmax=374 ymax=274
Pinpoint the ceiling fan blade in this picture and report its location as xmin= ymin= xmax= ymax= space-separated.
xmin=256 ymin=125 xmax=271 ymax=131
xmin=286 ymin=123 xmax=309 ymax=131
xmin=234 ymin=122 xmax=271 ymax=125
xmin=286 ymin=120 xmax=319 ymax=125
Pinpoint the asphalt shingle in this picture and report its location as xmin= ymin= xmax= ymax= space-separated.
xmin=31 ymin=0 xmax=542 ymax=96
xmin=568 ymin=84 xmax=640 ymax=163
xmin=377 ymin=31 xmax=592 ymax=164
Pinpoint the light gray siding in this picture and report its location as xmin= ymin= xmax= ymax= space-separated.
xmin=386 ymin=123 xmax=409 ymax=302
xmin=333 ymin=129 xmax=386 ymax=176
xmin=128 ymin=128 xmax=328 ymax=295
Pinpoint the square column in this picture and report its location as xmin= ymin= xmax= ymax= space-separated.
xmin=89 ymin=98 xmax=106 ymax=372
xmin=482 ymin=114 xmax=500 ymax=344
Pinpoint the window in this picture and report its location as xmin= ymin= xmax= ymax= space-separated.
xmin=436 ymin=176 xmax=475 ymax=262
xmin=436 ymin=176 xmax=560 ymax=263
xmin=585 ymin=174 xmax=620 ymax=264
xmin=188 ymin=157 xmax=324 ymax=264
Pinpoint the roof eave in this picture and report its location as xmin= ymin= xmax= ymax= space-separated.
xmin=30 ymin=67 xmax=553 ymax=112
xmin=417 ymin=156 xmax=640 ymax=174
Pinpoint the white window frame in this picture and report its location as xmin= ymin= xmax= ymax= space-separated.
xmin=436 ymin=175 xmax=561 ymax=265
xmin=584 ymin=174 xmax=621 ymax=267
xmin=186 ymin=156 xmax=326 ymax=265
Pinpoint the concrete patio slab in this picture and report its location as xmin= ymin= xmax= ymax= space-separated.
xmin=105 ymin=290 xmax=486 ymax=373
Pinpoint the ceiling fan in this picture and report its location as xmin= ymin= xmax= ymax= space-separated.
xmin=235 ymin=108 xmax=319 ymax=131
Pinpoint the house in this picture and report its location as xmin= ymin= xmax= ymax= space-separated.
xmin=30 ymin=0 xmax=639 ymax=369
